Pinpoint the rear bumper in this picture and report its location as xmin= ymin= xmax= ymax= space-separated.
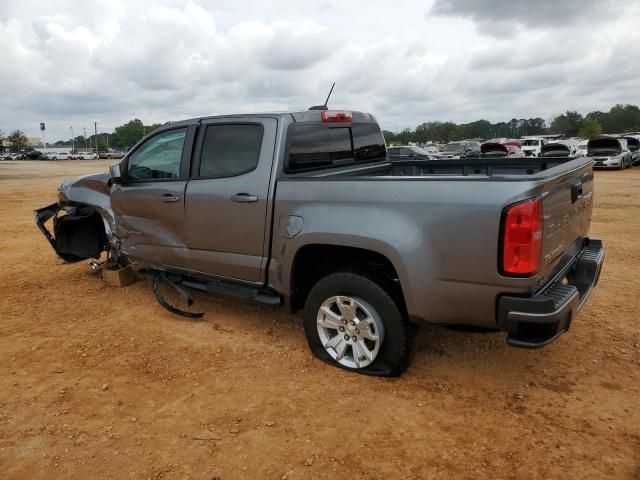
xmin=497 ymin=238 xmax=604 ymax=348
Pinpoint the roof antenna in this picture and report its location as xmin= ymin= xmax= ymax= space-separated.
xmin=309 ymin=82 xmax=335 ymax=111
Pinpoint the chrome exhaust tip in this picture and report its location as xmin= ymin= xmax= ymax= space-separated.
xmin=89 ymin=261 xmax=102 ymax=273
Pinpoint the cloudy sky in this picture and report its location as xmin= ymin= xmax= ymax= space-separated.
xmin=1 ymin=0 xmax=638 ymax=141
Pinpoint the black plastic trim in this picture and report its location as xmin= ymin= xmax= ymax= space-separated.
xmin=497 ymin=238 xmax=604 ymax=348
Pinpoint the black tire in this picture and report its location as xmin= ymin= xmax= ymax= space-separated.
xmin=303 ymin=272 xmax=415 ymax=377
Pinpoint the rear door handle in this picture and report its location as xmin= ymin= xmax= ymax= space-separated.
xmin=231 ymin=193 xmax=258 ymax=203
xmin=161 ymin=194 xmax=181 ymax=203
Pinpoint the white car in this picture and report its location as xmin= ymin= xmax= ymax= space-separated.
xmin=45 ymin=152 xmax=71 ymax=160
xmin=74 ymin=152 xmax=98 ymax=160
xmin=519 ymin=138 xmax=547 ymax=157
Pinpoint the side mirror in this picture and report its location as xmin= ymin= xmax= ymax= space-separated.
xmin=109 ymin=163 xmax=122 ymax=183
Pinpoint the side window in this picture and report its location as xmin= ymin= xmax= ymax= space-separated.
xmin=399 ymin=148 xmax=412 ymax=156
xmin=199 ymin=124 xmax=263 ymax=178
xmin=388 ymin=148 xmax=398 ymax=155
xmin=127 ymin=129 xmax=187 ymax=180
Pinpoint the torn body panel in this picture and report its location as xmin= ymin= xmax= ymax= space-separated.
xmin=35 ymin=172 xmax=116 ymax=263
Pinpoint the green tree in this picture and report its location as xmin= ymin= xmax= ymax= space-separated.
xmin=382 ymin=130 xmax=397 ymax=145
xmin=602 ymin=104 xmax=640 ymax=133
xmin=550 ymin=111 xmax=583 ymax=136
xmin=396 ymin=127 xmax=414 ymax=145
xmin=7 ymin=130 xmax=28 ymax=152
xmin=110 ymin=119 xmax=165 ymax=149
xmin=578 ymin=118 xmax=603 ymax=139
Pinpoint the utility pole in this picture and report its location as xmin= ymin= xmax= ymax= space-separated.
xmin=83 ymin=127 xmax=87 ymax=149
xmin=105 ymin=133 xmax=109 ymax=152
xmin=70 ymin=126 xmax=75 ymax=152
xmin=94 ymin=122 xmax=99 ymax=156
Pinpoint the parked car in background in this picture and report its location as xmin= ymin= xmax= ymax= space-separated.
xmin=541 ymin=143 xmax=572 ymax=157
xmin=25 ymin=150 xmax=45 ymax=160
xmin=621 ymin=136 xmax=639 ymax=165
xmin=578 ymin=139 xmax=589 ymax=156
xmin=520 ymin=138 xmax=547 ymax=157
xmin=33 ymin=108 xmax=604 ymax=376
xmin=421 ymin=144 xmax=443 ymax=157
xmin=99 ymin=150 xmax=124 ymax=159
xmin=587 ymin=136 xmax=632 ymax=169
xmin=560 ymin=139 xmax=583 ymax=157
xmin=45 ymin=152 xmax=71 ymax=160
xmin=481 ymin=142 xmax=525 ymax=158
xmin=440 ymin=140 xmax=481 ymax=159
xmin=2 ymin=152 xmax=25 ymax=160
xmin=388 ymin=145 xmax=437 ymax=160
xmin=75 ymin=151 xmax=99 ymax=160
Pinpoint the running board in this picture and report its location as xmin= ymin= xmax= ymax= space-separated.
xmin=181 ymin=277 xmax=282 ymax=306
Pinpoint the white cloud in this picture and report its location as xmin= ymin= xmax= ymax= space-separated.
xmin=0 ymin=0 xmax=638 ymax=139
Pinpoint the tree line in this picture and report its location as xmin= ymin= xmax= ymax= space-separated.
xmin=0 ymin=119 xmax=164 ymax=152
xmin=3 ymin=104 xmax=640 ymax=152
xmin=383 ymin=103 xmax=640 ymax=144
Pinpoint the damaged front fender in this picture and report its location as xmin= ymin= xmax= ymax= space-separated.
xmin=35 ymin=171 xmax=117 ymax=263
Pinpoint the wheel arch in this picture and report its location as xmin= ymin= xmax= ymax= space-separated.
xmin=288 ymin=243 xmax=410 ymax=319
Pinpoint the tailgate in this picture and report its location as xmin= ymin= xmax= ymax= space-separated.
xmin=538 ymin=162 xmax=594 ymax=281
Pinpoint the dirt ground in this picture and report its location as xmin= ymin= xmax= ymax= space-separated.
xmin=0 ymin=160 xmax=638 ymax=480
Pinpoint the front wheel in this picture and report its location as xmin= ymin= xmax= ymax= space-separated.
xmin=303 ymin=272 xmax=415 ymax=376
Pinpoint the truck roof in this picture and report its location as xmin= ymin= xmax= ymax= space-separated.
xmin=155 ymin=110 xmax=378 ymax=130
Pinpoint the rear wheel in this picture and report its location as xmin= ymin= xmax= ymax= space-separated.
xmin=303 ymin=272 xmax=415 ymax=376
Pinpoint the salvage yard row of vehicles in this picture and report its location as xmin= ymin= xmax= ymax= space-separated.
xmin=1 ymin=150 xmax=124 ymax=160
xmin=35 ymin=107 xmax=604 ymax=376
xmin=390 ymin=134 xmax=640 ymax=170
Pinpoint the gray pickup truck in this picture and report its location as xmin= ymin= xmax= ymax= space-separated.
xmin=35 ymin=109 xmax=604 ymax=376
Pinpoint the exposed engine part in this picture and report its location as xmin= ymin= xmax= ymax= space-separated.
xmin=88 ymin=261 xmax=102 ymax=273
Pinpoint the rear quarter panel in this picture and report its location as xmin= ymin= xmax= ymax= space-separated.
xmin=270 ymin=176 xmax=550 ymax=327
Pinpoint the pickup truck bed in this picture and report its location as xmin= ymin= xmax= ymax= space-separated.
xmin=270 ymin=156 xmax=599 ymax=330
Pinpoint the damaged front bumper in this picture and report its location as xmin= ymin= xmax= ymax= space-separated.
xmin=34 ymin=202 xmax=108 ymax=263
xmin=34 ymin=203 xmax=62 ymax=255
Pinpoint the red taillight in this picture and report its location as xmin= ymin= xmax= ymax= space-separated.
xmin=321 ymin=110 xmax=352 ymax=123
xmin=501 ymin=197 xmax=542 ymax=276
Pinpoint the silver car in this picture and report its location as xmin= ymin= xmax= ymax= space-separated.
xmin=588 ymin=136 xmax=632 ymax=169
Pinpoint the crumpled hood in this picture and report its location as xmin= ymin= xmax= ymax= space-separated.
xmin=58 ymin=171 xmax=115 ymax=233
xmin=59 ymin=171 xmax=110 ymax=196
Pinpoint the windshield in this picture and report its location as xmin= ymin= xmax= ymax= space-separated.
xmin=443 ymin=142 xmax=464 ymax=153
xmin=520 ymin=139 xmax=539 ymax=146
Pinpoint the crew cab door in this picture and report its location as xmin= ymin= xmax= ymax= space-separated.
xmin=110 ymin=126 xmax=196 ymax=269
xmin=182 ymin=117 xmax=278 ymax=283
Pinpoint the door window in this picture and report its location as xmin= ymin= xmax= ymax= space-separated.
xmin=126 ymin=128 xmax=187 ymax=180
xmin=199 ymin=124 xmax=263 ymax=178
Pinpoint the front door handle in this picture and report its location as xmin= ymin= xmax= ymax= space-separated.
xmin=161 ymin=194 xmax=181 ymax=203
xmin=231 ymin=193 xmax=258 ymax=203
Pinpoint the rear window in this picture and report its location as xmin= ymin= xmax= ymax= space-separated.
xmin=199 ymin=124 xmax=263 ymax=177
xmin=287 ymin=122 xmax=386 ymax=172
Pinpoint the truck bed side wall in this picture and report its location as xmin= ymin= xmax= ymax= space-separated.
xmin=269 ymin=177 xmax=545 ymax=328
